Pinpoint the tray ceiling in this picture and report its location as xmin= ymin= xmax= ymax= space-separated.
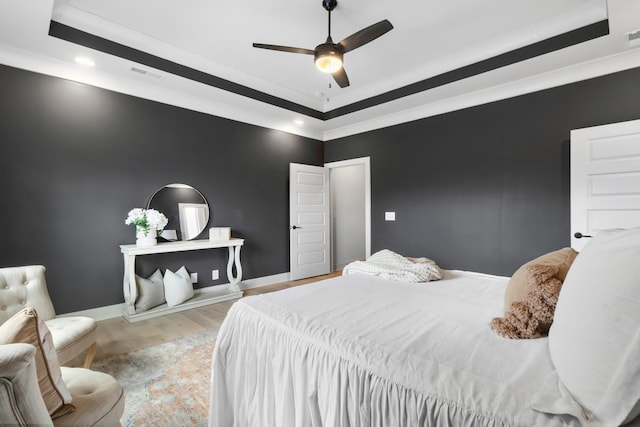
xmin=1 ymin=0 xmax=639 ymax=140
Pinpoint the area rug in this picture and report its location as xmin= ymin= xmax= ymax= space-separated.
xmin=93 ymin=329 xmax=217 ymax=427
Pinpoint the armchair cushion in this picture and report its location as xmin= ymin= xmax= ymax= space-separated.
xmin=0 ymin=307 xmax=73 ymax=418
xmin=46 ymin=317 xmax=97 ymax=367
xmin=56 ymin=367 xmax=125 ymax=427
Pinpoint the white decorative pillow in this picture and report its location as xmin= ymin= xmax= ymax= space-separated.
xmin=163 ymin=267 xmax=194 ymax=308
xmin=135 ymin=269 xmax=165 ymax=313
xmin=546 ymin=227 xmax=640 ymax=426
xmin=176 ymin=266 xmax=191 ymax=282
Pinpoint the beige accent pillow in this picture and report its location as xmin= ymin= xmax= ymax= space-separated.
xmin=0 ymin=307 xmax=73 ymax=418
xmin=135 ymin=269 xmax=166 ymax=313
xmin=504 ymin=247 xmax=577 ymax=314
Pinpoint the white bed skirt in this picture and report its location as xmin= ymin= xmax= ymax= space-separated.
xmin=212 ymin=306 xmax=508 ymax=426
xmin=209 ymin=272 xmax=580 ymax=427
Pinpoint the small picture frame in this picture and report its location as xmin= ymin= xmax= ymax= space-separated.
xmin=209 ymin=227 xmax=231 ymax=241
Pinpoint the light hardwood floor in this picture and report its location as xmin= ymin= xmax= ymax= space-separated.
xmin=90 ymin=271 xmax=341 ymax=363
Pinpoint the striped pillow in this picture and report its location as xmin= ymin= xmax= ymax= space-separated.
xmin=0 ymin=307 xmax=73 ymax=418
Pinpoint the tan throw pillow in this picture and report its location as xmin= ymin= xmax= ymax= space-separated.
xmin=492 ymin=264 xmax=563 ymax=339
xmin=0 ymin=307 xmax=73 ymax=418
xmin=504 ymin=247 xmax=577 ymax=314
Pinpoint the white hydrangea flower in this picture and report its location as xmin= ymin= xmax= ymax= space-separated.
xmin=146 ymin=209 xmax=169 ymax=230
xmin=125 ymin=208 xmax=145 ymax=225
xmin=125 ymin=208 xmax=168 ymax=235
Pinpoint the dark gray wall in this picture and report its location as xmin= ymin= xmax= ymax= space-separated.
xmin=3 ymin=63 xmax=640 ymax=313
xmin=325 ymin=67 xmax=640 ymax=276
xmin=0 ymin=64 xmax=323 ymax=313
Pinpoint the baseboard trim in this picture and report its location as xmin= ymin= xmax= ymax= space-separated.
xmin=240 ymin=272 xmax=291 ymax=290
xmin=57 ymin=303 xmax=126 ymax=322
xmin=58 ymin=272 xmax=292 ymax=321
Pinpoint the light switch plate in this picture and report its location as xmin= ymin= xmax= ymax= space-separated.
xmin=190 ymin=272 xmax=198 ymax=283
xmin=212 ymin=269 xmax=219 ymax=280
xmin=385 ymin=212 xmax=396 ymax=221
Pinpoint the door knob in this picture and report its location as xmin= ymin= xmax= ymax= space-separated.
xmin=291 ymin=225 xmax=302 ymax=230
xmin=574 ymin=232 xmax=592 ymax=239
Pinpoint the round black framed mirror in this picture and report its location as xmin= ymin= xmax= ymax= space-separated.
xmin=147 ymin=183 xmax=210 ymax=241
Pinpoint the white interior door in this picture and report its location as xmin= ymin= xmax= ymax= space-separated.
xmin=571 ymin=118 xmax=640 ymax=250
xmin=289 ymin=163 xmax=331 ymax=280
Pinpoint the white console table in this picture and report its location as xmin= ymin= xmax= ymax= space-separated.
xmin=120 ymin=238 xmax=244 ymax=322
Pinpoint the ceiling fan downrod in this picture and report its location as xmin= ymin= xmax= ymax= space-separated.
xmin=323 ymin=0 xmax=337 ymax=42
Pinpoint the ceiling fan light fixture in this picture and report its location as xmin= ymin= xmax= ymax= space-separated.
xmin=314 ymin=43 xmax=343 ymax=73
xmin=315 ymin=54 xmax=342 ymax=73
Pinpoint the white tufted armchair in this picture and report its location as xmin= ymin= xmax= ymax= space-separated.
xmin=0 ymin=266 xmax=97 ymax=367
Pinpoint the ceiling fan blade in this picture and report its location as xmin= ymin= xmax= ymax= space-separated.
xmin=337 ymin=19 xmax=393 ymax=53
xmin=252 ymin=43 xmax=315 ymax=55
xmin=332 ymin=67 xmax=350 ymax=88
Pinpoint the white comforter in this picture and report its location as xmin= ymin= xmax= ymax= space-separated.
xmin=342 ymin=249 xmax=443 ymax=282
xmin=209 ymin=271 xmax=579 ymax=427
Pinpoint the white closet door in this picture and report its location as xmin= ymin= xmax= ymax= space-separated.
xmin=571 ymin=119 xmax=640 ymax=250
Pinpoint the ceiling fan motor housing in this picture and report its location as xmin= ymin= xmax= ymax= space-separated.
xmin=315 ymin=42 xmax=344 ymax=60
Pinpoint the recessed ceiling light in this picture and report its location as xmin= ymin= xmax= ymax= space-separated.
xmin=629 ymin=29 xmax=640 ymax=47
xmin=130 ymin=66 xmax=162 ymax=79
xmin=74 ymin=56 xmax=95 ymax=67
xmin=294 ymin=119 xmax=305 ymax=126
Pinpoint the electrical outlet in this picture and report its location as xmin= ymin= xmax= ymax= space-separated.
xmin=212 ymin=269 xmax=219 ymax=281
xmin=190 ymin=272 xmax=198 ymax=283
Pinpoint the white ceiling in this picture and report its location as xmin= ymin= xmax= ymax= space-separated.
xmin=1 ymin=0 xmax=640 ymax=140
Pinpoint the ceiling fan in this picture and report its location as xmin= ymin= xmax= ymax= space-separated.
xmin=252 ymin=0 xmax=393 ymax=88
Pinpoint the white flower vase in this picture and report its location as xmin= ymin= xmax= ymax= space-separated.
xmin=136 ymin=225 xmax=157 ymax=247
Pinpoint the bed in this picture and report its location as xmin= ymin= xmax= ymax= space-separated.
xmin=209 ymin=228 xmax=640 ymax=427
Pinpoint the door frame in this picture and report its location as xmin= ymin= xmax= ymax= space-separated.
xmin=324 ymin=156 xmax=372 ymax=263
